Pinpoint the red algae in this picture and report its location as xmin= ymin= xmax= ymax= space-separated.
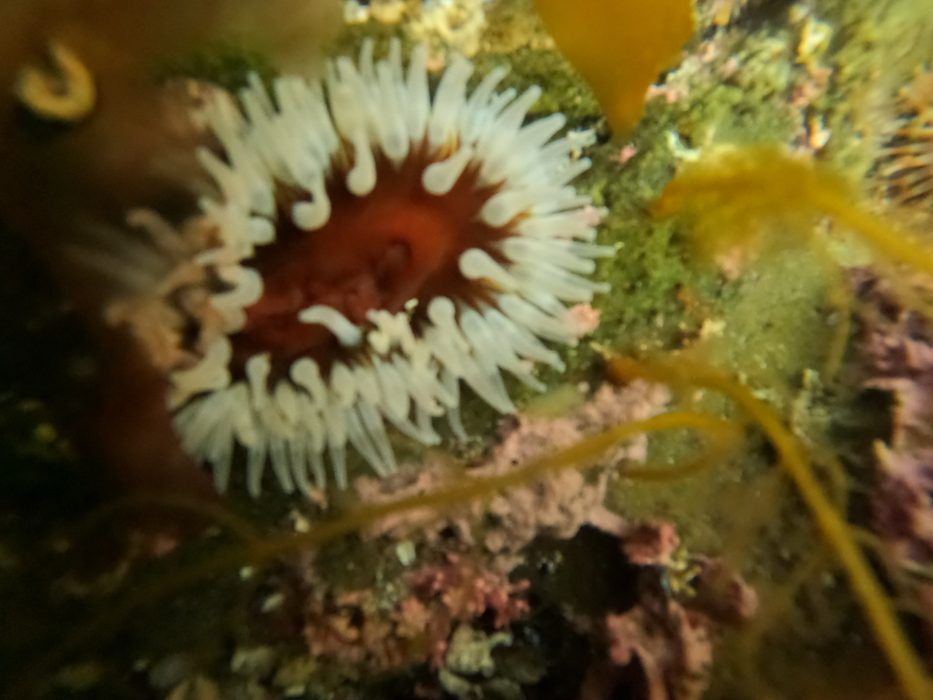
xmin=856 ymin=272 xmax=933 ymax=652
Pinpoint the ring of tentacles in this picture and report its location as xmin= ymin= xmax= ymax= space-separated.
xmin=153 ymin=40 xmax=612 ymax=496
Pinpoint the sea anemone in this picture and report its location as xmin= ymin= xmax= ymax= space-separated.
xmin=128 ymin=39 xmax=612 ymax=497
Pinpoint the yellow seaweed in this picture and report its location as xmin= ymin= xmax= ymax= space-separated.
xmin=534 ymin=0 xmax=695 ymax=137
xmin=653 ymin=144 xmax=933 ymax=374
xmin=653 ymin=145 xmax=933 ymax=277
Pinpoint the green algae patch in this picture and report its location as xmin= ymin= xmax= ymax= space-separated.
xmin=156 ymin=41 xmax=277 ymax=91
xmin=602 ymin=245 xmax=841 ymax=547
xmin=700 ymin=248 xmax=840 ymax=406
xmin=476 ymin=47 xmax=603 ymax=125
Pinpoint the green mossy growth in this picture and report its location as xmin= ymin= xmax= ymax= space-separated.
xmin=157 ymin=41 xmax=276 ymax=90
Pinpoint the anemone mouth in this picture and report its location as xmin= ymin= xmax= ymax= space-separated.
xmin=166 ymin=39 xmax=613 ymax=497
xmin=232 ymin=143 xmax=507 ymax=376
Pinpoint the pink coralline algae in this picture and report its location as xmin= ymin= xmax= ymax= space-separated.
xmin=622 ymin=521 xmax=682 ymax=568
xmin=604 ymin=598 xmax=712 ymax=700
xmin=303 ymin=552 xmax=528 ymax=672
xmin=354 ymin=379 xmax=671 ymax=565
xmin=856 ymin=272 xmax=933 ymax=645
xmin=296 ymin=377 xmax=756 ymax=698
xmin=577 ymin=535 xmax=756 ymax=700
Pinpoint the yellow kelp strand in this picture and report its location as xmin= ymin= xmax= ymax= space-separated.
xmin=534 ymin=0 xmax=695 ymax=136
xmin=653 ymin=145 xmax=933 ymax=277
